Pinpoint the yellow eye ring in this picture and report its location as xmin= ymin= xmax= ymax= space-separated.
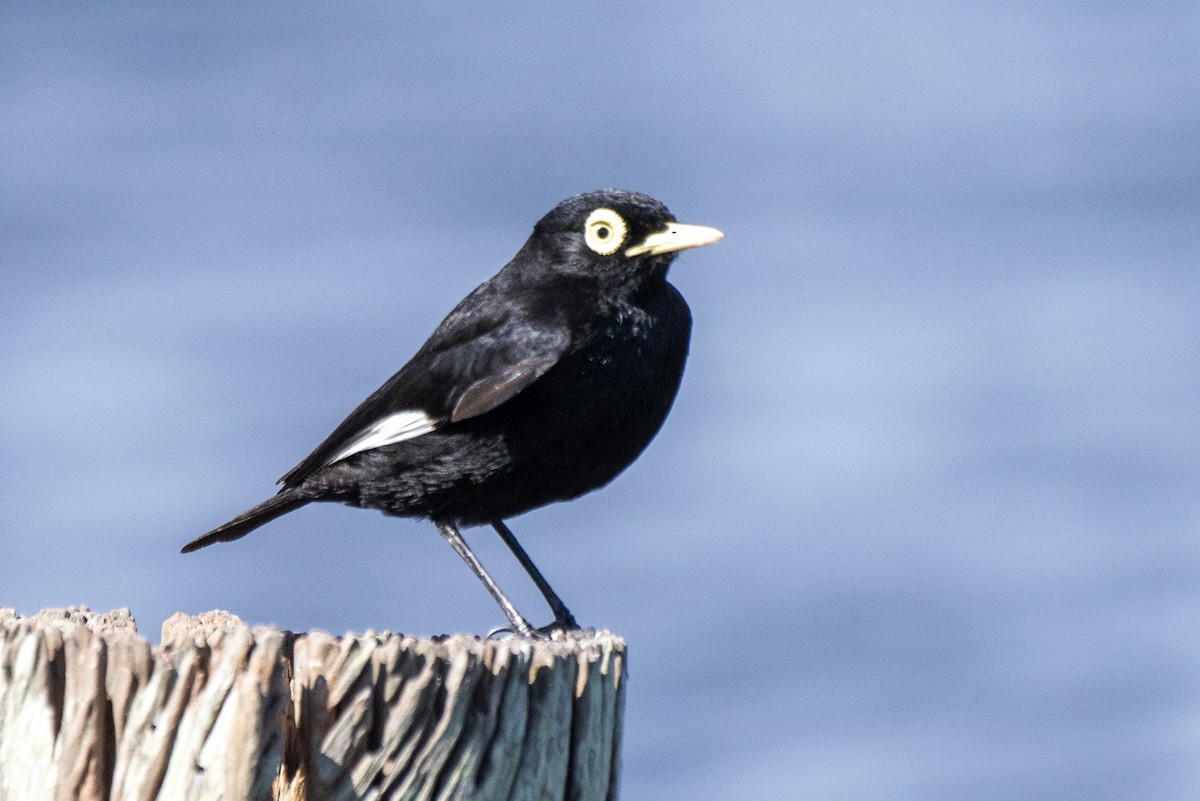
xmin=584 ymin=208 xmax=627 ymax=255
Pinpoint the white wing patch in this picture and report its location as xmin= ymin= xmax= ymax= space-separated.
xmin=324 ymin=410 xmax=438 ymax=466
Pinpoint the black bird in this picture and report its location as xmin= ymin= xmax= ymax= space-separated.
xmin=183 ymin=189 xmax=723 ymax=636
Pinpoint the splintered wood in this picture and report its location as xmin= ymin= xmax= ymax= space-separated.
xmin=0 ymin=607 xmax=626 ymax=801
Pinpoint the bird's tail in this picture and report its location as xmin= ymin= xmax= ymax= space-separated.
xmin=181 ymin=490 xmax=309 ymax=553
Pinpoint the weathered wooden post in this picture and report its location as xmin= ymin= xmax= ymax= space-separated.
xmin=0 ymin=607 xmax=626 ymax=801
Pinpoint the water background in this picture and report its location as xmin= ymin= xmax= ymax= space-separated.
xmin=3 ymin=4 xmax=1198 ymax=798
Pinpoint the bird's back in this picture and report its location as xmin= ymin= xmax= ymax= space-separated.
xmin=306 ymin=278 xmax=692 ymax=525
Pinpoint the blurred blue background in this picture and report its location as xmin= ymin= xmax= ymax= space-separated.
xmin=3 ymin=3 xmax=1198 ymax=798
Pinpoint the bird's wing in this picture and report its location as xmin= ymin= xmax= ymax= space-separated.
xmin=278 ymin=303 xmax=571 ymax=487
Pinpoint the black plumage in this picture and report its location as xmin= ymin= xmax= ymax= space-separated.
xmin=183 ymin=189 xmax=723 ymax=636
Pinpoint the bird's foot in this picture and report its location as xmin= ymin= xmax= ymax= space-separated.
xmin=543 ymin=613 xmax=580 ymax=633
xmin=485 ymin=616 xmax=581 ymax=641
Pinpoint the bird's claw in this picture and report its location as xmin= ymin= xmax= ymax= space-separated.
xmin=486 ymin=618 xmax=580 ymax=640
xmin=486 ymin=625 xmax=522 ymax=640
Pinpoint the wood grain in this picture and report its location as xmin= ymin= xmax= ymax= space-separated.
xmin=0 ymin=607 xmax=625 ymax=801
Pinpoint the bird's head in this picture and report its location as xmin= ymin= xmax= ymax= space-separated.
xmin=526 ymin=189 xmax=723 ymax=289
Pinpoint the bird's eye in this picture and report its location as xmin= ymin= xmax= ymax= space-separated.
xmin=584 ymin=208 xmax=627 ymax=255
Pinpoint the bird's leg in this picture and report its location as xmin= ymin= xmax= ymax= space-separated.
xmin=491 ymin=520 xmax=579 ymax=630
xmin=435 ymin=520 xmax=538 ymax=638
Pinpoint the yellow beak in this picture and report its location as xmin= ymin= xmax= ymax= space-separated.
xmin=625 ymin=222 xmax=725 ymax=257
